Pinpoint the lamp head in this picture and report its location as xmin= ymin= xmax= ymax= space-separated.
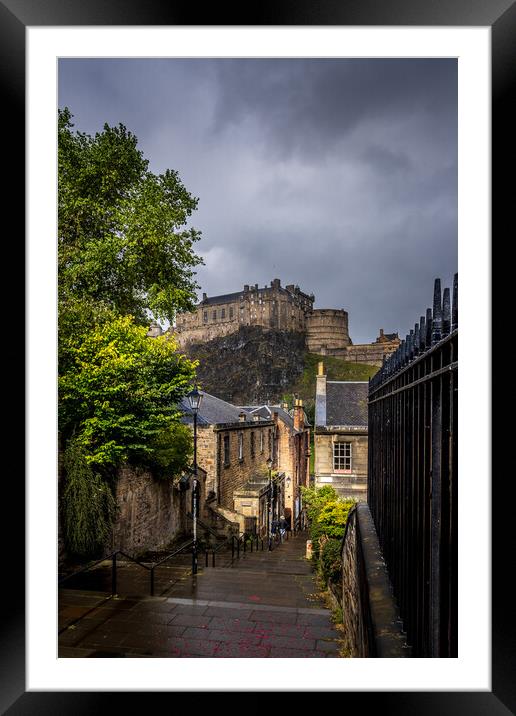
xmin=187 ymin=386 xmax=203 ymax=413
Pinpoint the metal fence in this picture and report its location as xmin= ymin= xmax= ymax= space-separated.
xmin=367 ymin=276 xmax=457 ymax=657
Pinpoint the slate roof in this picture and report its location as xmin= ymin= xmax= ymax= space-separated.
xmin=316 ymin=381 xmax=369 ymax=428
xmin=241 ymin=404 xmax=311 ymax=430
xmin=180 ymin=391 xmax=251 ymax=426
xmin=200 ymin=291 xmax=243 ymax=306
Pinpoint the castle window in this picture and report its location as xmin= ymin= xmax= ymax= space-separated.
xmin=212 ymin=310 xmax=217 ymax=320
xmin=221 ymin=308 xmax=226 ymax=319
xmin=229 ymin=307 xmax=234 ymax=319
xmin=260 ymin=431 xmax=264 ymax=453
xmin=223 ymin=435 xmax=230 ymax=466
xmin=250 ymin=432 xmax=255 ymax=458
xmin=203 ymin=311 xmax=208 ymax=323
xmin=333 ymin=442 xmax=352 ymax=472
xmin=238 ymin=433 xmax=244 ymax=461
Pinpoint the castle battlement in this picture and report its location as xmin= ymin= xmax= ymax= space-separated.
xmin=174 ymin=278 xmax=315 ymax=348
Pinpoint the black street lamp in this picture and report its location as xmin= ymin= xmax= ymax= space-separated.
xmin=187 ymin=386 xmax=203 ymax=575
xmin=266 ymin=456 xmax=273 ymax=551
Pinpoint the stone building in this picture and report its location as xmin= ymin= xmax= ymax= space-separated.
xmin=314 ymin=362 xmax=368 ymax=501
xmin=171 ymin=276 xmax=399 ymax=367
xmin=242 ymin=400 xmax=311 ymax=530
xmin=180 ymin=391 xmax=277 ymax=535
xmin=174 ymin=278 xmax=314 ymax=348
xmin=344 ymin=329 xmax=400 ymax=367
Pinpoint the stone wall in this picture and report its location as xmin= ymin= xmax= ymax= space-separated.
xmin=195 ymin=425 xmax=218 ymax=496
xmin=109 ymin=465 xmax=186 ymax=555
xmin=314 ymin=429 xmax=368 ymax=500
xmin=344 ymin=340 xmax=399 ymax=367
xmin=341 ymin=503 xmax=411 ymax=657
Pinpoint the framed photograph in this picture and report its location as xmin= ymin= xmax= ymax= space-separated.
xmin=5 ymin=0 xmax=511 ymax=710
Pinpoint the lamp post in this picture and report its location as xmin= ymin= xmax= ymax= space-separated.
xmin=266 ymin=457 xmax=273 ymax=550
xmin=187 ymin=386 xmax=203 ymax=575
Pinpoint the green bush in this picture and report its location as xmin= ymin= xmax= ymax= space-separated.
xmin=319 ymin=538 xmax=343 ymax=584
xmin=301 ymin=485 xmax=356 ymax=588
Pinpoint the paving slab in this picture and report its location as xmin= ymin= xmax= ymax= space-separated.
xmin=58 ymin=532 xmax=344 ymax=658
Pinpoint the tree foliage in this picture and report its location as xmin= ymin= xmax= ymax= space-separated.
xmin=58 ymin=108 xmax=204 ymax=556
xmin=58 ymin=107 xmax=203 ymax=324
xmin=59 ymin=315 xmax=196 ymax=468
xmin=61 ymin=438 xmax=117 ymax=556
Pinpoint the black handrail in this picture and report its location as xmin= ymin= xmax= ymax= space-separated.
xmin=58 ymin=552 xmax=119 ymax=585
xmin=59 ymin=539 xmax=196 ymax=598
xmin=151 ymin=540 xmax=194 ymax=568
xmin=150 ymin=539 xmax=194 ymax=596
xmin=185 ymin=511 xmax=223 ymax=542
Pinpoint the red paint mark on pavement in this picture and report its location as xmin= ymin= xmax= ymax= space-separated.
xmin=248 ymin=595 xmax=261 ymax=601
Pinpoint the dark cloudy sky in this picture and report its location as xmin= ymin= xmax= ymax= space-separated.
xmin=58 ymin=58 xmax=457 ymax=344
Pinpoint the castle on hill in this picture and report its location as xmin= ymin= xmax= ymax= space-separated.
xmin=170 ymin=278 xmax=399 ymax=367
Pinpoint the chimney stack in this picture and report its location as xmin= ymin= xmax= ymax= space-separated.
xmin=294 ymin=399 xmax=304 ymax=431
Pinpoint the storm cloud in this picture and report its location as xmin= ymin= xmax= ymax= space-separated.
xmin=58 ymin=58 xmax=457 ymax=343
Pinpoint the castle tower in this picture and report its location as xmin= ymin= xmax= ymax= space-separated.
xmin=305 ymin=309 xmax=351 ymax=355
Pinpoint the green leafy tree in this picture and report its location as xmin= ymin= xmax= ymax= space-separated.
xmin=58 ymin=107 xmax=203 ymax=324
xmin=59 ymin=315 xmax=196 ymax=468
xmin=145 ymin=422 xmax=194 ymax=480
xmin=58 ymin=108 xmax=204 ymax=556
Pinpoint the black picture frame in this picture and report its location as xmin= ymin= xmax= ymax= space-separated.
xmin=4 ymin=0 xmax=513 ymax=712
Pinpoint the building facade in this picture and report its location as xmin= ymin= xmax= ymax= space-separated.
xmin=243 ymin=400 xmax=311 ymax=530
xmin=181 ymin=391 xmax=276 ymax=535
xmin=314 ymin=362 xmax=368 ymax=501
xmin=174 ymin=278 xmax=315 ymax=348
xmin=344 ymin=329 xmax=400 ymax=367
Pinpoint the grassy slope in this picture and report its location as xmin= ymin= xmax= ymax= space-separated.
xmin=287 ymin=354 xmax=378 ymax=473
xmin=290 ymin=352 xmax=378 ymax=406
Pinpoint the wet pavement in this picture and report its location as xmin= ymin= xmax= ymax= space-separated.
xmin=58 ymin=532 xmax=344 ymax=658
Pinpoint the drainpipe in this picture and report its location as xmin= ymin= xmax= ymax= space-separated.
xmin=217 ymin=430 xmax=221 ymax=505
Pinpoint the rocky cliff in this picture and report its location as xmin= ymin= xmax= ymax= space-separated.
xmin=182 ymin=325 xmax=306 ymax=405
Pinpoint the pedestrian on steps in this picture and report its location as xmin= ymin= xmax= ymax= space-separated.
xmin=279 ymin=515 xmax=288 ymax=542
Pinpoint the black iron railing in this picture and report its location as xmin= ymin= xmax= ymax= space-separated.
xmin=368 ymin=275 xmax=458 ymax=658
xmin=58 ymin=540 xmax=195 ymax=598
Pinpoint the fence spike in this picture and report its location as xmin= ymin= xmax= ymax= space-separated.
xmin=431 ymin=278 xmax=442 ymax=344
xmin=442 ymin=287 xmax=451 ymax=336
xmin=419 ymin=315 xmax=426 ymax=351
xmin=426 ymin=307 xmax=433 ymax=347
xmin=414 ymin=323 xmax=420 ymax=354
xmin=452 ymin=272 xmax=458 ymax=331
